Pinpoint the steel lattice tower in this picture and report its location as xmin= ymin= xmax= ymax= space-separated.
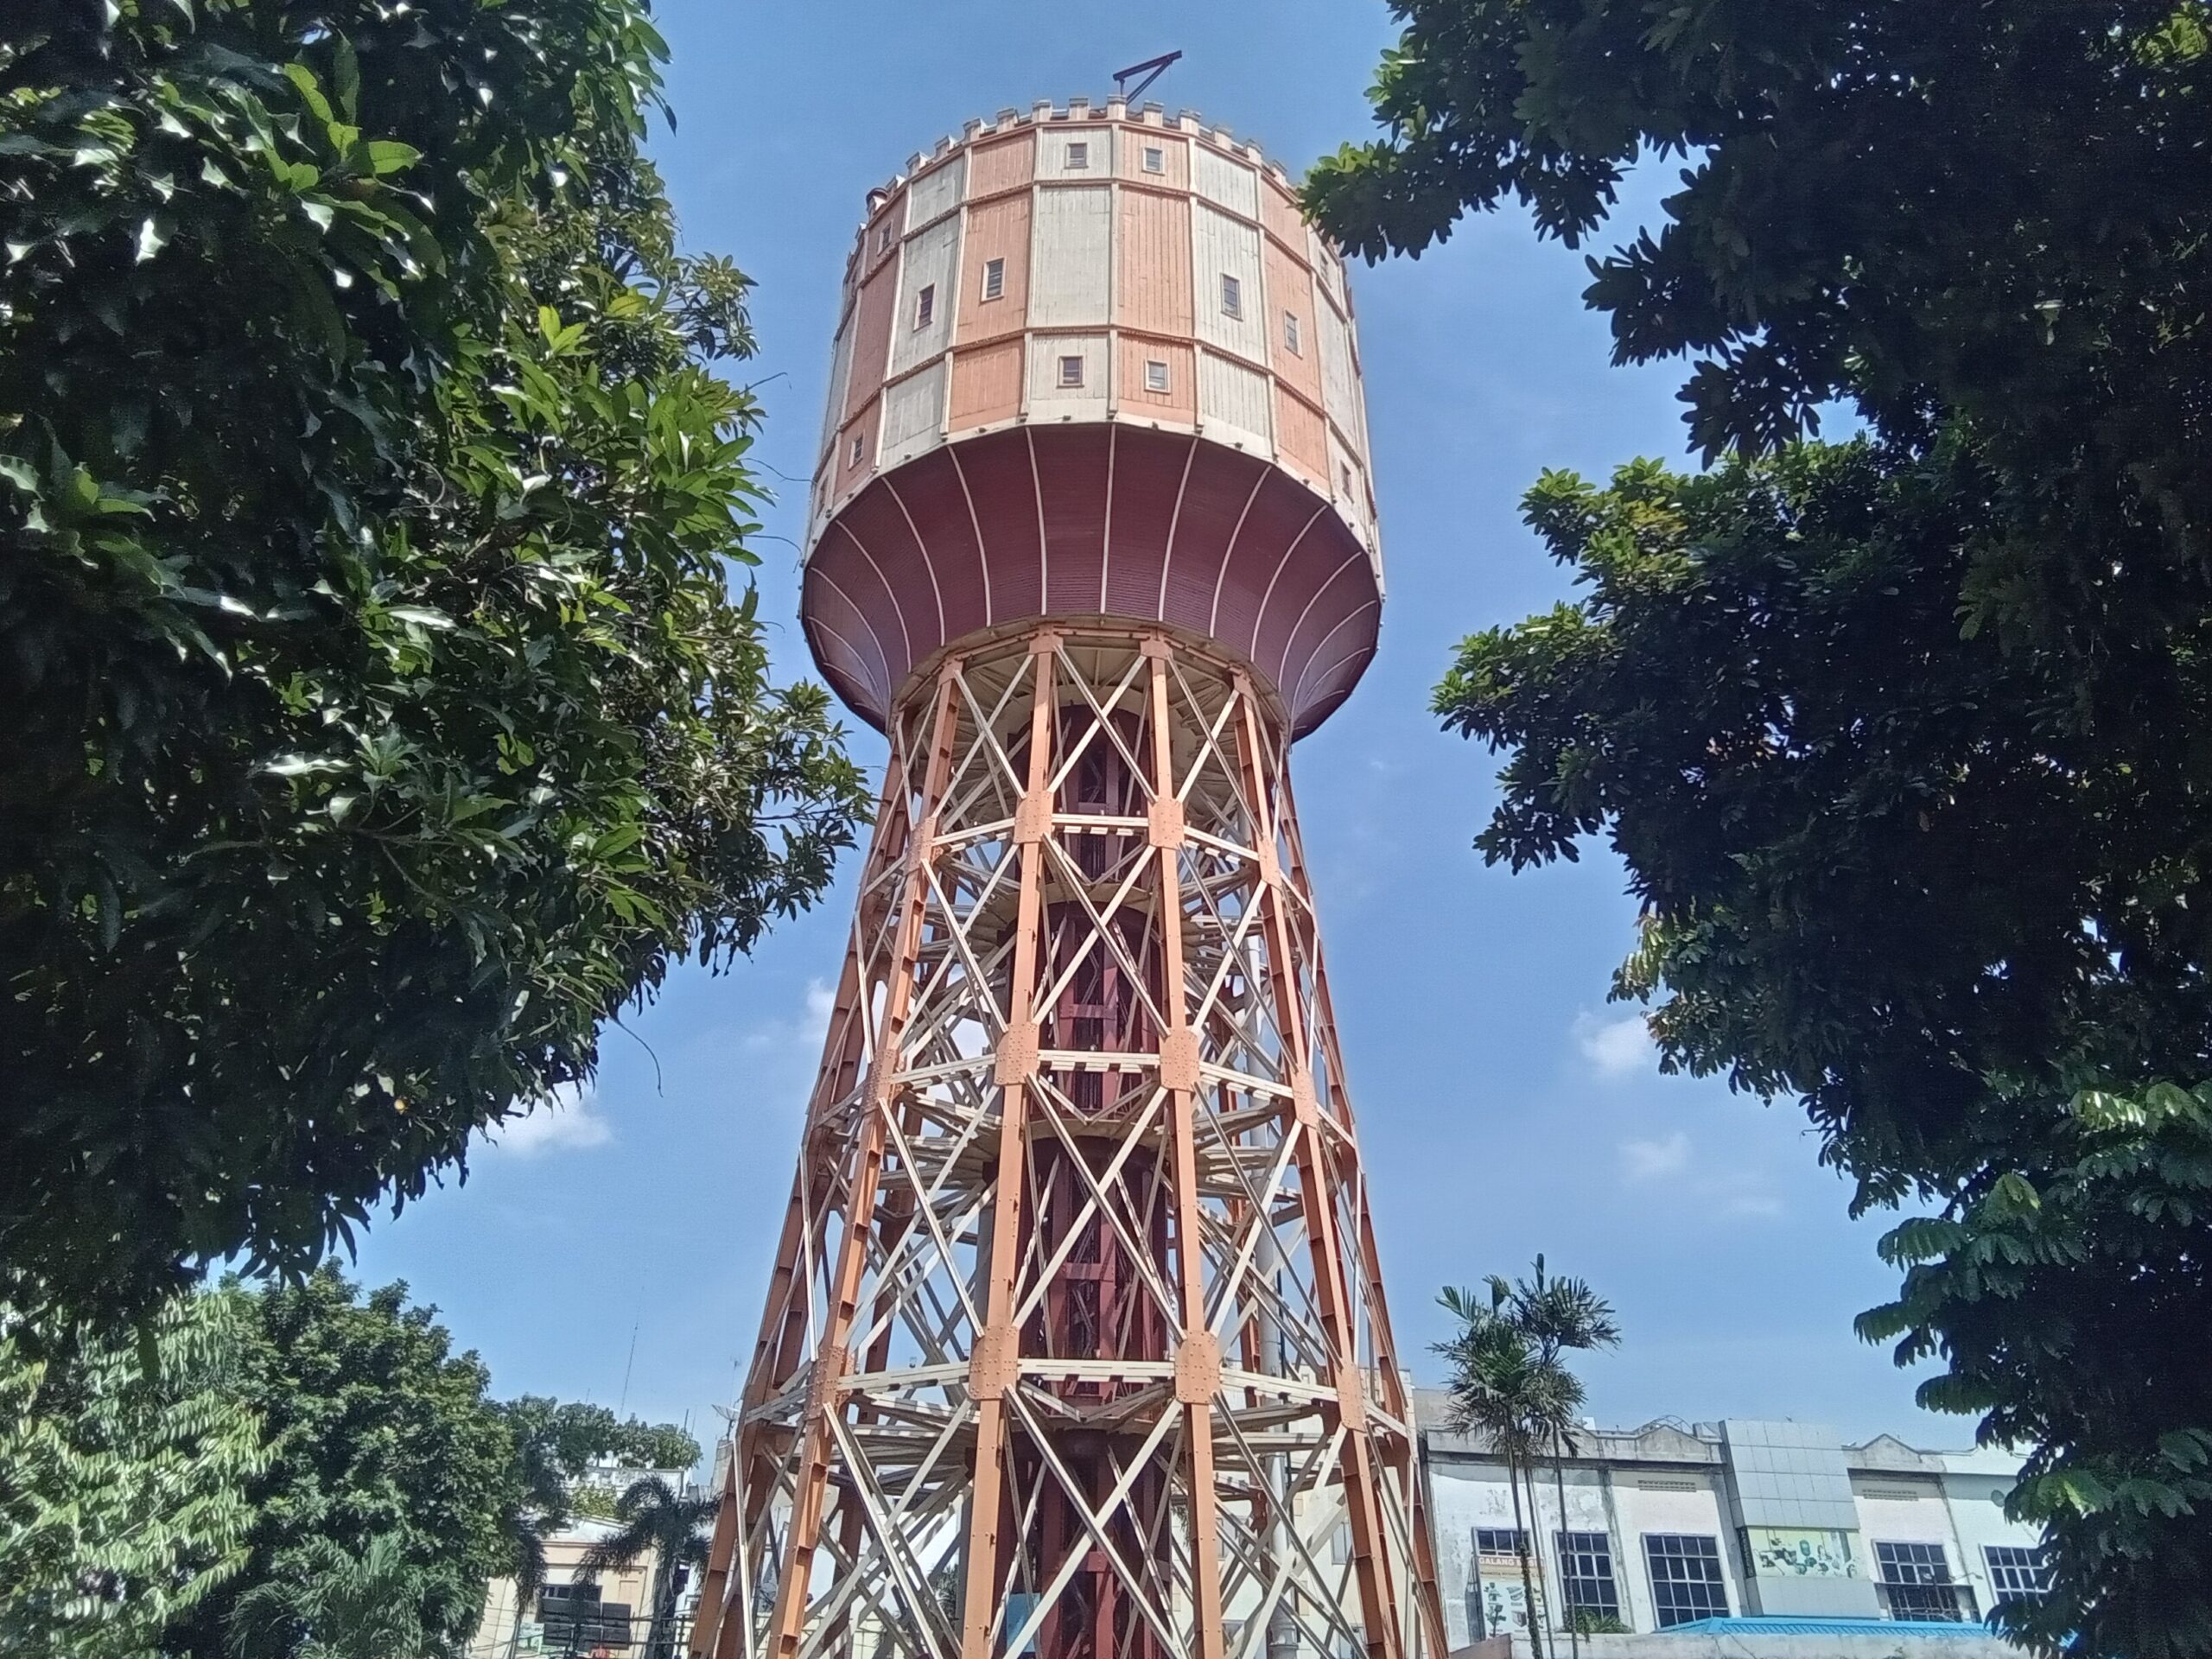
xmin=690 ymin=94 xmax=1444 ymax=1659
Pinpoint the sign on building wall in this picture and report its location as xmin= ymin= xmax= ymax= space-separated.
xmin=1479 ymin=1576 xmax=1554 ymax=1637
xmin=1745 ymin=1528 xmax=1860 ymax=1579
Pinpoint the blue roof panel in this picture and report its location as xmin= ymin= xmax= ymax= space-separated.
xmin=1665 ymin=1618 xmax=1995 ymax=1638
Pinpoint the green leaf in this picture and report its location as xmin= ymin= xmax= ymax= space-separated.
xmin=363 ymin=139 xmax=421 ymax=176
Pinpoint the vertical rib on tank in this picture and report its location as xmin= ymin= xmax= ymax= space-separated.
xmin=689 ymin=95 xmax=1442 ymax=1659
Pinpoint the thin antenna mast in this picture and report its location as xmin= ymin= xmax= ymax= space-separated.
xmin=1113 ymin=51 xmax=1182 ymax=102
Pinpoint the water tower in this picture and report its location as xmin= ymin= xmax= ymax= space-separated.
xmin=690 ymin=94 xmax=1444 ymax=1659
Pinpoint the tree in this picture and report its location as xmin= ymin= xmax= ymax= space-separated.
xmin=1510 ymin=1259 xmax=1619 ymax=1659
xmin=501 ymin=1397 xmax=702 ymax=1498
xmin=226 ymin=1535 xmax=435 ymax=1659
xmin=1433 ymin=1292 xmax=1555 ymax=1654
xmin=0 ymin=0 xmax=869 ymax=1327
xmin=1859 ymin=1082 xmax=2212 ymax=1656
xmin=1430 ymin=441 xmax=2212 ymax=1656
xmin=1434 ymin=1264 xmax=1615 ymax=1656
xmin=1304 ymin=0 xmax=2211 ymax=564
xmin=0 ymin=1292 xmax=268 ymax=1658
xmin=576 ymin=1475 xmax=717 ymax=1659
xmin=494 ymin=1396 xmax=702 ymax=1656
xmin=161 ymin=1267 xmax=523 ymax=1659
xmin=1316 ymin=7 xmax=2212 ymax=1651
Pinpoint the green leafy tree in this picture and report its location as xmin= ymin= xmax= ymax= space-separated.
xmin=1432 ymin=442 xmax=2212 ymax=1655
xmin=1318 ymin=7 xmax=2212 ymax=1652
xmin=1304 ymin=0 xmax=2211 ymax=548
xmin=576 ymin=1475 xmax=717 ymax=1659
xmin=500 ymin=1397 xmax=701 ymax=1500
xmin=0 ymin=1292 xmax=269 ymax=1658
xmin=1859 ymin=1082 xmax=2212 ymax=1655
xmin=161 ymin=1268 xmax=523 ymax=1659
xmin=226 ymin=1535 xmax=435 ymax=1659
xmin=0 ymin=0 xmax=868 ymax=1326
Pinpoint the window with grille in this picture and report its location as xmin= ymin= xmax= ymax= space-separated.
xmin=1644 ymin=1535 xmax=1729 ymax=1627
xmin=914 ymin=283 xmax=934 ymax=329
xmin=1220 ymin=273 xmax=1243 ymax=319
xmin=1065 ymin=141 xmax=1089 ymax=169
xmin=981 ymin=257 xmax=1005 ymax=302
xmin=1142 ymin=144 xmax=1166 ymax=174
xmin=538 ymin=1585 xmax=633 ymax=1650
xmin=1875 ymin=1541 xmax=1970 ymax=1622
xmin=1057 ymin=355 xmax=1084 ymax=390
xmin=1985 ymin=1545 xmax=2050 ymax=1601
xmin=1476 ymin=1529 xmax=1529 ymax=1558
xmin=1557 ymin=1532 xmax=1621 ymax=1620
xmin=1143 ymin=359 xmax=1170 ymax=394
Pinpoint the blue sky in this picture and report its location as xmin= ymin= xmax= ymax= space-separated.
xmin=352 ymin=0 xmax=1953 ymax=1452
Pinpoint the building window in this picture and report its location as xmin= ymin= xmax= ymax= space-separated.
xmin=914 ymin=283 xmax=935 ymax=329
xmin=1143 ymin=359 xmax=1170 ymax=394
xmin=1065 ymin=140 xmax=1089 ymax=169
xmin=1984 ymin=1545 xmax=2050 ymax=1603
xmin=1143 ymin=144 xmax=1166 ymax=174
xmin=539 ymin=1585 xmax=634 ymax=1651
xmin=849 ymin=434 xmax=864 ymax=466
xmin=1644 ymin=1535 xmax=1729 ymax=1628
xmin=1557 ymin=1532 xmax=1621 ymax=1622
xmin=874 ymin=223 xmax=893 ymax=256
xmin=1475 ymin=1529 xmax=1529 ymax=1557
xmin=1875 ymin=1541 xmax=1970 ymax=1622
xmin=982 ymin=257 xmax=1006 ymax=302
xmin=1284 ymin=311 xmax=1302 ymax=355
xmin=1221 ymin=273 xmax=1243 ymax=319
xmin=1057 ymin=354 xmax=1084 ymax=389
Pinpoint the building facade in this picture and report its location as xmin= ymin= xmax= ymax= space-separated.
xmin=1415 ymin=1393 xmax=2050 ymax=1649
xmin=467 ymin=1463 xmax=702 ymax=1659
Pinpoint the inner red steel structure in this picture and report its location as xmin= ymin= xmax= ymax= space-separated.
xmin=690 ymin=95 xmax=1444 ymax=1659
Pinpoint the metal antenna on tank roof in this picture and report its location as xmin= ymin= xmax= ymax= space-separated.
xmin=1113 ymin=50 xmax=1182 ymax=101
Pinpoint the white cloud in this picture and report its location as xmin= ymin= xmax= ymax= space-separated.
xmin=1719 ymin=1190 xmax=1786 ymax=1219
xmin=744 ymin=977 xmax=837 ymax=1055
xmin=481 ymin=1083 xmax=614 ymax=1158
xmin=1619 ymin=1130 xmax=1691 ymax=1182
xmin=1615 ymin=1129 xmax=1786 ymax=1219
xmin=1574 ymin=1010 xmax=1658 ymax=1079
xmin=802 ymin=978 xmax=836 ymax=1042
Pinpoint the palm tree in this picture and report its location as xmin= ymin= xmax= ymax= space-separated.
xmin=226 ymin=1535 xmax=432 ymax=1659
xmin=1507 ymin=1258 xmax=1620 ymax=1659
xmin=1435 ymin=1284 xmax=1566 ymax=1659
xmin=576 ymin=1476 xmax=720 ymax=1659
xmin=1435 ymin=1262 xmax=1619 ymax=1659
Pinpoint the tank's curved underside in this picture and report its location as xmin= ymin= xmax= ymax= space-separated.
xmin=801 ymin=423 xmax=1382 ymax=737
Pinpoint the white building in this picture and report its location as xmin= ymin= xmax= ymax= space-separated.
xmin=1416 ymin=1392 xmax=2050 ymax=1649
xmin=467 ymin=1462 xmax=704 ymax=1659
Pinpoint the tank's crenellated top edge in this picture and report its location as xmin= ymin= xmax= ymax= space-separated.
xmin=857 ymin=98 xmax=1299 ymax=227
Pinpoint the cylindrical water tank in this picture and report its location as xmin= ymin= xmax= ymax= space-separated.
xmin=801 ymin=97 xmax=1382 ymax=737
